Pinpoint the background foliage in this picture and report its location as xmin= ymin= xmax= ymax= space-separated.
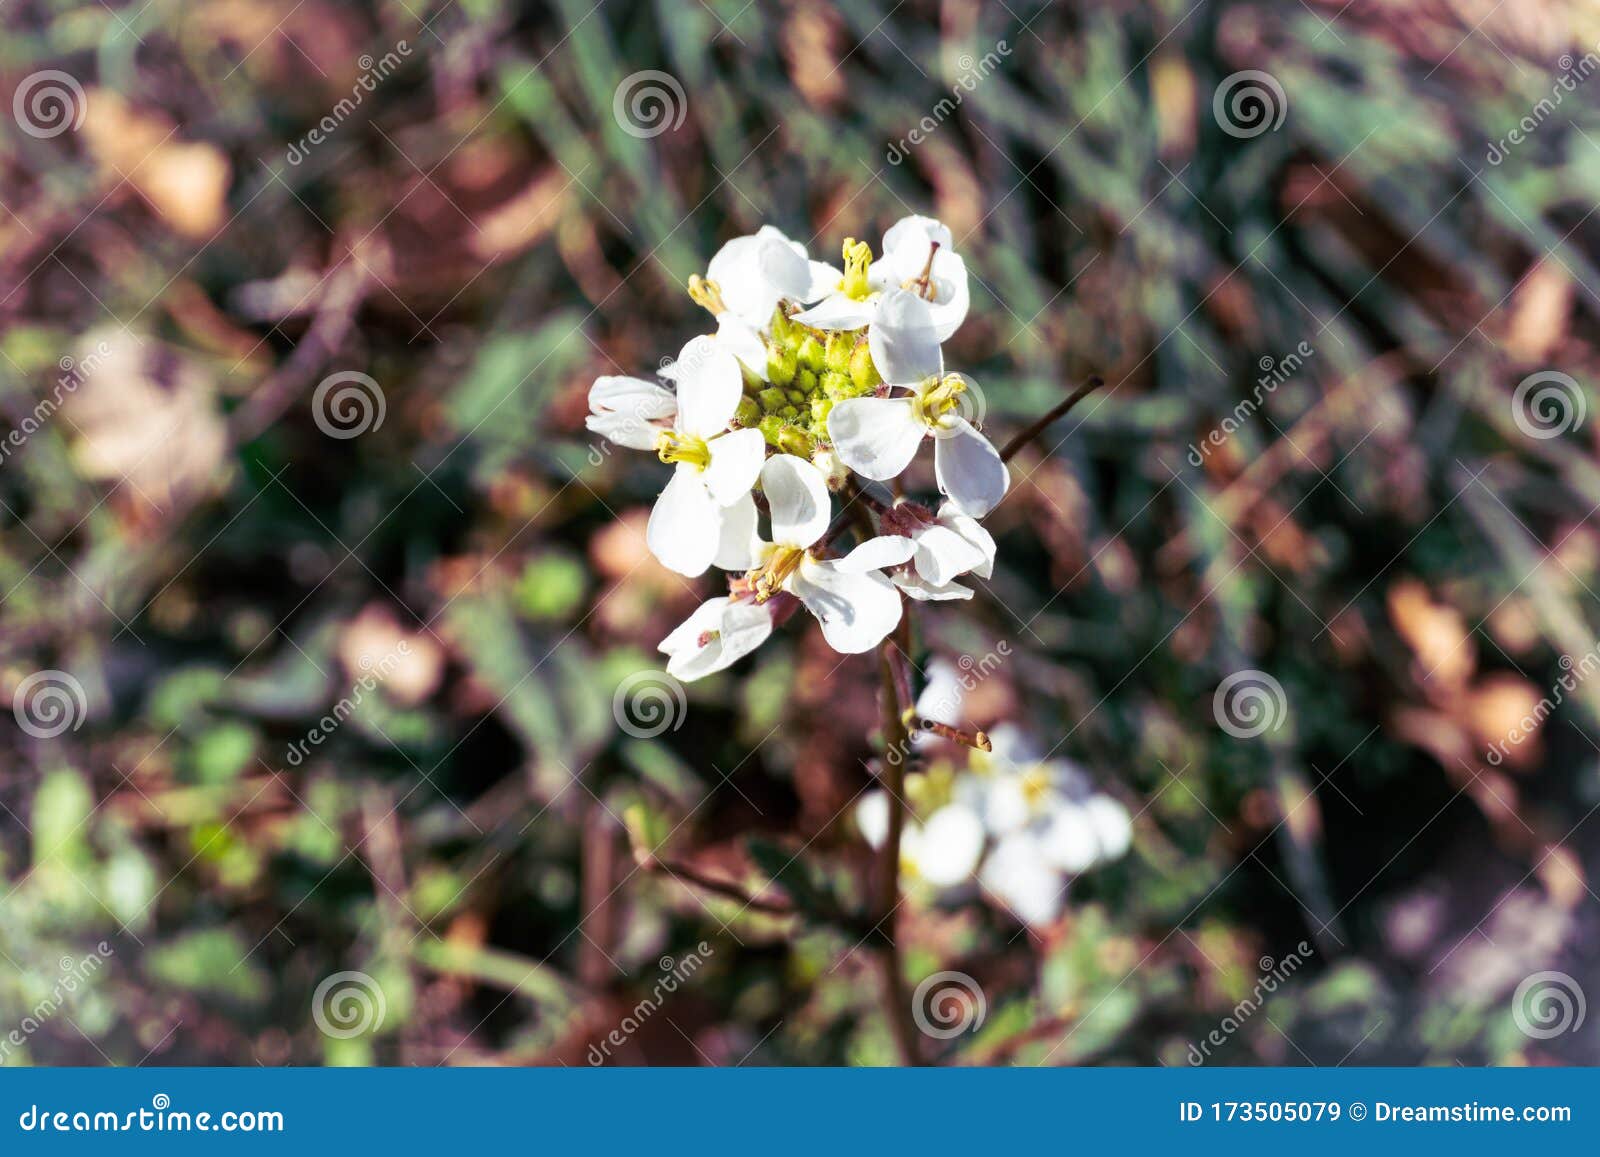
xmin=3 ymin=0 xmax=1599 ymax=1065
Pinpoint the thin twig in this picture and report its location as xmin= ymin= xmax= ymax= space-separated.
xmin=871 ymin=617 xmax=923 ymax=1066
xmin=643 ymin=856 xmax=796 ymax=916
xmin=999 ymin=375 xmax=1105 ymax=463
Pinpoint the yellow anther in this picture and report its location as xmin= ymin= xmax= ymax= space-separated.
xmin=748 ymin=545 xmax=805 ymax=602
xmin=914 ymin=375 xmax=967 ymax=426
xmin=687 ymin=275 xmax=727 ymax=316
xmin=655 ymin=430 xmax=711 ymax=470
xmin=839 ymin=238 xmax=875 ymax=301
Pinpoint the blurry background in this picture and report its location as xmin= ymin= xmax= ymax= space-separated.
xmin=3 ymin=0 xmax=1600 ymax=1066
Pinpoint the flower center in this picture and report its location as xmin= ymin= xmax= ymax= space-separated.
xmin=1020 ymin=766 xmax=1052 ymax=812
xmin=748 ymin=545 xmax=806 ymax=602
xmin=687 ymin=275 xmax=726 ymax=316
xmin=839 ymin=238 xmax=875 ymax=301
xmin=655 ymin=430 xmax=711 ymax=470
xmin=902 ymin=241 xmax=941 ymax=302
xmin=912 ymin=374 xmax=966 ymax=427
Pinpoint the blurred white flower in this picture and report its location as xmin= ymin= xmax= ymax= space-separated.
xmin=857 ymin=790 xmax=985 ymax=889
xmin=826 ymin=291 xmax=1008 ymax=516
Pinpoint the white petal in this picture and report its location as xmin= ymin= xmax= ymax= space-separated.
xmin=707 ymin=234 xmax=782 ymax=324
xmin=881 ymin=215 xmax=954 ymax=281
xmin=980 ymin=832 xmax=1065 ymax=927
xmin=1039 ymin=804 xmax=1099 ymax=874
xmin=646 ymin=466 xmax=721 ymax=576
xmin=891 ymin=571 xmax=974 ymax=601
xmin=914 ymin=658 xmax=965 ymax=726
xmin=716 ymin=315 xmax=769 ymax=378
xmin=702 ymin=427 xmax=765 ymax=506
xmin=833 ymin=535 xmax=915 ymax=573
xmin=712 ymin=491 xmax=764 ymax=571
xmin=1084 ymin=796 xmax=1133 ymax=861
xmin=869 ymin=290 xmax=943 ymax=384
xmin=754 ymin=226 xmax=814 ymax=301
xmin=760 ymin=454 xmax=832 ymax=548
xmin=589 ymin=375 xmax=676 ymax=420
xmin=673 ymin=335 xmax=742 ymax=437
xmin=662 ymin=597 xmax=774 ymax=681
xmin=985 ymin=723 xmax=1043 ymax=767
xmin=586 ymin=411 xmax=663 ymax=451
xmin=938 ymin=502 xmax=996 ymax=578
xmin=911 ymin=523 xmax=989 ymax=587
xmin=792 ymin=293 xmax=877 ymax=332
xmin=933 ymin=418 xmax=1009 ymax=517
xmin=915 ymin=803 xmax=986 ymax=887
xmin=925 ymin=252 xmax=970 ymax=342
xmin=659 ymin=597 xmax=728 ymax=657
xmin=856 ymin=791 xmax=889 ymax=849
xmin=791 ymin=557 xmax=902 ymax=653
xmin=826 ymin=397 xmax=925 ymax=481
xmin=804 ymin=260 xmax=839 ymax=302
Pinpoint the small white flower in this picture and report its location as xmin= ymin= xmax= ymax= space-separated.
xmin=856 ymin=790 xmax=985 ymax=889
xmin=825 ymin=291 xmax=1009 ymax=516
xmin=979 ymin=829 xmax=1066 ymax=927
xmin=586 ymin=374 xmax=677 ymax=450
xmin=793 ymin=215 xmax=969 ymax=341
xmin=880 ymin=498 xmax=997 ymax=601
xmin=659 ymin=596 xmax=776 ymax=682
xmin=694 ymin=225 xmax=831 ymax=377
xmin=725 ymin=454 xmax=906 ymax=654
xmin=645 ymin=336 xmax=767 ymax=576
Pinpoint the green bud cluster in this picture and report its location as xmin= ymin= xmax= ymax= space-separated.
xmin=740 ymin=307 xmax=882 ymax=455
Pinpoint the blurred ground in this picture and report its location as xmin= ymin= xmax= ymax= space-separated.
xmin=3 ymin=0 xmax=1600 ymax=1065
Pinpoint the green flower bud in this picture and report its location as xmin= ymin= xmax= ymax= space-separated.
xmin=758 ymin=414 xmax=787 ymax=446
xmin=796 ymin=335 xmax=825 ymax=374
xmin=779 ymin=404 xmax=799 ymax=419
xmin=735 ymin=396 xmax=762 ymax=428
xmin=797 ymin=369 xmax=820 ymax=395
xmin=767 ymin=346 xmax=798 ymax=387
xmin=821 ymin=370 xmax=854 ymax=400
xmin=824 ymin=332 xmax=854 ymax=373
xmin=850 ymin=343 xmax=882 ymax=392
xmin=810 ymin=397 xmax=834 ymax=426
xmin=758 ymin=386 xmax=789 ymax=413
xmin=770 ymin=305 xmax=794 ymax=344
xmin=777 ymin=426 xmax=815 ymax=457
xmin=786 ymin=388 xmax=808 ymax=407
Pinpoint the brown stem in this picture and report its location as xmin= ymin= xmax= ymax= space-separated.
xmin=643 ymin=856 xmax=796 ymax=916
xmin=871 ymin=623 xmax=923 ymax=1066
xmin=999 ymin=375 xmax=1105 ymax=463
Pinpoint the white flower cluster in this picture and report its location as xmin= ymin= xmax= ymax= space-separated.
xmin=586 ymin=217 xmax=1010 ymax=679
xmin=857 ymin=665 xmax=1132 ymax=928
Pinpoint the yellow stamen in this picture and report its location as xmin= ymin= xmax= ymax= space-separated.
xmin=839 ymin=238 xmax=875 ymax=301
xmin=655 ymin=430 xmax=711 ymax=470
xmin=1020 ymin=766 xmax=1052 ymax=812
xmin=687 ymin=275 xmax=726 ymax=316
xmin=748 ymin=545 xmax=805 ymax=603
xmin=913 ymin=374 xmax=967 ymax=426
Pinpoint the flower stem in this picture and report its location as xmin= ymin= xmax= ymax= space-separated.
xmin=871 ymin=623 xmax=923 ymax=1066
xmin=999 ymin=375 xmax=1105 ymax=463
